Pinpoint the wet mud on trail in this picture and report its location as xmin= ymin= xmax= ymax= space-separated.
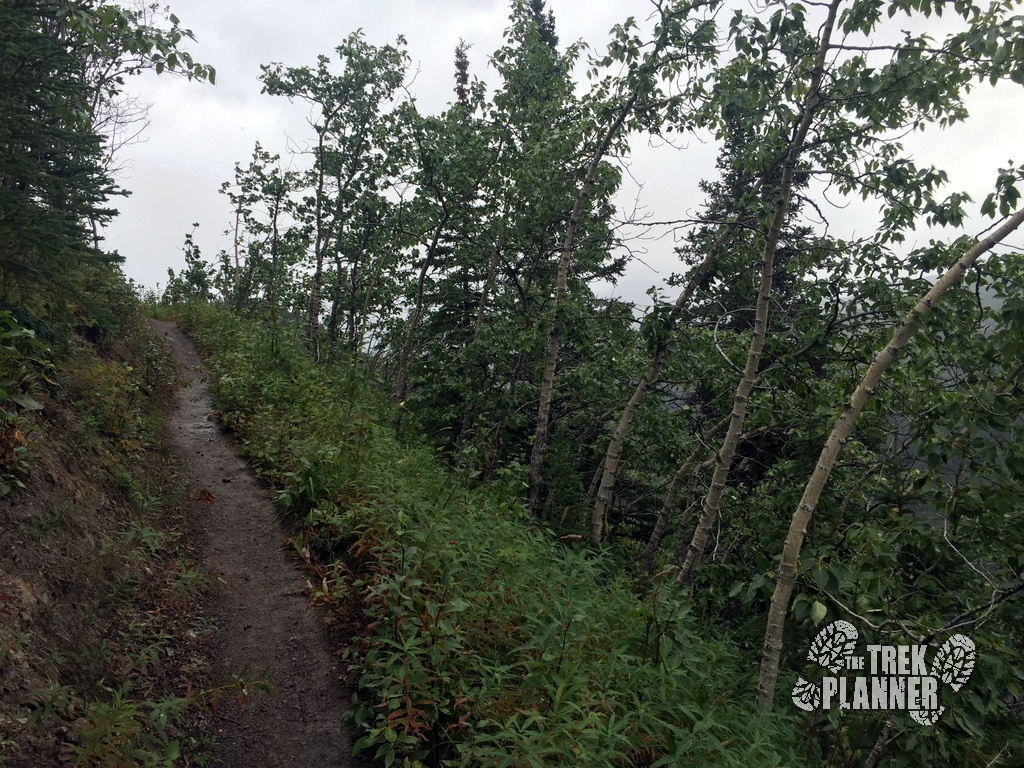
xmin=151 ymin=320 xmax=366 ymax=768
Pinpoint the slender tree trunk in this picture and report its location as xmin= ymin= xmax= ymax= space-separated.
xmin=238 ymin=256 xmax=256 ymax=312
xmin=671 ymin=481 xmax=700 ymax=568
xmin=863 ymin=715 xmax=893 ymax=768
xmin=305 ymin=128 xmax=330 ymax=363
xmin=639 ymin=414 xmax=729 ymax=574
xmin=306 ymin=255 xmax=325 ymax=361
xmin=267 ymin=195 xmax=281 ymax=314
xmin=528 ymin=91 xmax=641 ymax=517
xmin=347 ymin=216 xmax=379 ymax=357
xmin=589 ymin=220 xmax=744 ymax=543
xmin=394 ymin=215 xmax=450 ymax=433
xmin=344 ymin=222 xmax=376 ymax=359
xmin=267 ymin=195 xmax=283 ymax=358
xmin=457 ymin=244 xmax=501 ymax=445
xmin=584 ymin=456 xmax=605 ymax=505
xmin=355 ymin=253 xmax=386 ymax=363
xmin=347 ymin=249 xmax=360 ymax=353
xmin=326 ymin=253 xmax=344 ymax=346
xmin=676 ymin=0 xmax=841 ymax=589
xmin=230 ymin=206 xmax=242 ymax=307
xmin=358 ymin=209 xmax=409 ymax=367
xmin=674 ymin=240 xmax=778 ymax=584
xmin=755 ymin=205 xmax=1024 ymax=709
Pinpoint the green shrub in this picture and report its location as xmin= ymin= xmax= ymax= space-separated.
xmin=0 ymin=310 xmax=51 ymax=495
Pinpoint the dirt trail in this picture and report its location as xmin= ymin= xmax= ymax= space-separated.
xmin=151 ymin=320 xmax=365 ymax=768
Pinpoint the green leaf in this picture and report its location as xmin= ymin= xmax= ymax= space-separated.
xmin=448 ymin=597 xmax=470 ymax=612
xmin=10 ymin=393 xmax=43 ymax=410
xmin=810 ymin=600 xmax=827 ymax=626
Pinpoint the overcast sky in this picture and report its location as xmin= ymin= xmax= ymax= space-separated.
xmin=101 ymin=0 xmax=1024 ymax=305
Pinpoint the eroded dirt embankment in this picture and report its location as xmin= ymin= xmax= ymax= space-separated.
xmin=153 ymin=319 xmax=365 ymax=768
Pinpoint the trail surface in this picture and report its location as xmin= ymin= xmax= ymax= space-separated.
xmin=152 ymin=320 xmax=364 ymax=768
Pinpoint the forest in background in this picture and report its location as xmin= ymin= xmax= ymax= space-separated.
xmin=4 ymin=0 xmax=1024 ymax=765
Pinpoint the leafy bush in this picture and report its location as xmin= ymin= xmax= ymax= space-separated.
xmin=0 ymin=310 xmax=50 ymax=495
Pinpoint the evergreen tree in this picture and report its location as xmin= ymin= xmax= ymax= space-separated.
xmin=0 ymin=0 xmax=118 ymax=310
xmin=0 ymin=0 xmax=212 ymax=321
xmin=453 ymin=40 xmax=471 ymax=107
xmin=526 ymin=0 xmax=558 ymax=47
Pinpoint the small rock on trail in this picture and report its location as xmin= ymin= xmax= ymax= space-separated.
xmin=151 ymin=320 xmax=367 ymax=768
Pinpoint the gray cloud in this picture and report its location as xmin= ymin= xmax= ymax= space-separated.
xmin=102 ymin=1 xmax=1024 ymax=305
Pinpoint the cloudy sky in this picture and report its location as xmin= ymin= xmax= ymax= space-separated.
xmin=101 ymin=0 xmax=1024 ymax=305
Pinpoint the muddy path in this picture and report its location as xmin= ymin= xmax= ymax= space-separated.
xmin=151 ymin=320 xmax=366 ymax=768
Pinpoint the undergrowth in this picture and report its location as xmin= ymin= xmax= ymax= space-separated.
xmin=181 ymin=304 xmax=803 ymax=767
xmin=0 ymin=298 xmax=264 ymax=767
xmin=0 ymin=310 xmax=52 ymax=496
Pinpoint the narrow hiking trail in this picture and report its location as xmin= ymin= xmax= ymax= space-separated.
xmin=151 ymin=320 xmax=366 ymax=768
